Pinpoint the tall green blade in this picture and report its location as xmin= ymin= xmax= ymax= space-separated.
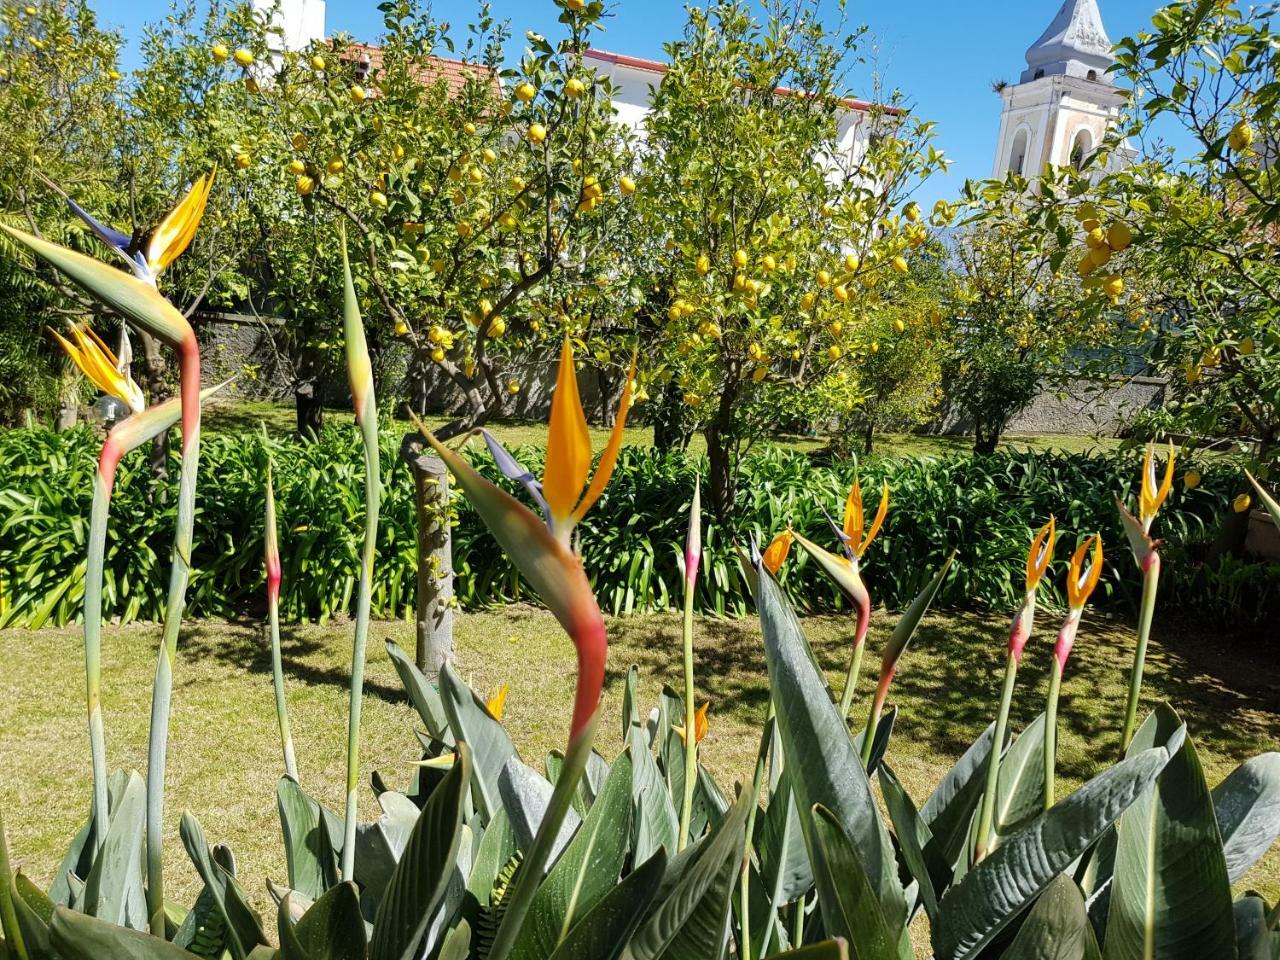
xmin=1001 ymin=874 xmax=1101 ymax=960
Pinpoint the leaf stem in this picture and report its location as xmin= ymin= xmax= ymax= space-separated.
xmin=975 ymin=651 xmax=1019 ymax=861
xmin=1120 ymin=555 xmax=1161 ymax=754
xmin=678 ymin=564 xmax=697 ymax=851
xmin=1044 ymin=657 xmax=1064 ymax=810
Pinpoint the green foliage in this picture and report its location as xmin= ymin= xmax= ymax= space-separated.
xmin=0 ymin=425 xmax=1250 ymax=626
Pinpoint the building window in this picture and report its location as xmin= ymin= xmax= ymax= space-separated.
xmin=1087 ymin=69 xmax=1098 ymax=81
xmin=1010 ymin=129 xmax=1030 ymax=176
xmin=1034 ymin=69 xmax=1045 ymax=79
xmin=1070 ymin=129 xmax=1093 ymax=170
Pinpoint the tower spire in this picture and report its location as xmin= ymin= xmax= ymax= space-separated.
xmin=1021 ymin=0 xmax=1115 ymax=84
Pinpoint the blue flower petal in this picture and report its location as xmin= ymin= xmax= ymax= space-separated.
xmin=65 ymin=198 xmax=132 ymax=251
xmin=481 ymin=429 xmax=551 ymax=524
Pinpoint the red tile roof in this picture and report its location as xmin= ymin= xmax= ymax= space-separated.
xmin=583 ymin=48 xmax=903 ymax=116
xmin=335 ymin=42 xmax=501 ymax=99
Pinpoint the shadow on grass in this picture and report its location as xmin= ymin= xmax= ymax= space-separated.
xmin=180 ymin=620 xmax=407 ymax=707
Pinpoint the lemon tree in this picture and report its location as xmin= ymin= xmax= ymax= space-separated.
xmin=227 ymin=0 xmax=639 ymax=436
xmin=635 ymin=0 xmax=948 ymax=524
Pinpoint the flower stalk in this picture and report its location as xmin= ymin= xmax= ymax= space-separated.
xmin=679 ymin=478 xmax=702 ymax=851
xmin=1044 ymin=534 xmax=1102 ymax=809
xmin=339 ymin=235 xmax=381 ymax=882
xmin=974 ymin=519 xmax=1055 ymax=861
xmin=1118 ymin=444 xmax=1174 ymax=753
xmin=264 ymin=429 xmax=298 ymax=781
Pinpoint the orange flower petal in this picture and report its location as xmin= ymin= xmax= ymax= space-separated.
xmin=761 ymin=529 xmax=794 ymax=575
xmin=543 ymin=340 xmax=593 ymax=529
xmin=1067 ymin=534 xmax=1104 ymax=608
xmin=1025 ymin=517 xmax=1057 ymax=589
xmin=857 ymin=481 xmax=889 ymax=558
xmin=571 ymin=354 xmax=636 ymax=523
xmin=843 ymin=477 xmax=865 ymax=550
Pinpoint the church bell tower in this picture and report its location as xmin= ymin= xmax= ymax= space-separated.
xmin=992 ymin=0 xmax=1128 ymax=179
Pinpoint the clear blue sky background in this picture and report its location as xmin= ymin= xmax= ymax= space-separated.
xmin=106 ymin=0 xmax=1168 ymax=210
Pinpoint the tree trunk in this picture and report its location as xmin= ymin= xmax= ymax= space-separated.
xmin=295 ymin=346 xmax=324 ymax=440
xmin=55 ymin=367 xmax=78 ymax=431
xmin=1212 ymin=432 xmax=1275 ymax=559
xmin=652 ymin=381 xmax=692 ymax=454
xmin=863 ymin=420 xmax=874 ymax=455
xmin=412 ymin=453 xmax=454 ymax=675
xmin=974 ymin=421 xmax=999 ymax=456
xmin=704 ymin=379 xmax=740 ymax=530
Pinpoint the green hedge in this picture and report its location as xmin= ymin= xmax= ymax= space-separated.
xmin=0 ymin=423 xmax=1253 ymax=628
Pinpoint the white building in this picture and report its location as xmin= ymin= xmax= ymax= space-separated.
xmin=583 ymin=48 xmax=896 ymax=181
xmin=992 ymin=0 xmax=1129 ymax=178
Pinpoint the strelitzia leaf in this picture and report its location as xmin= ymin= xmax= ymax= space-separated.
xmin=276 ymin=777 xmax=334 ymax=903
xmin=439 ymin=662 xmax=517 ymax=822
xmin=49 ymin=906 xmax=204 ymax=960
xmin=544 ymin=850 xmax=667 ymax=960
xmin=809 ymin=804 xmax=904 ymax=960
xmin=1102 ymin=705 xmax=1236 ymax=960
xmin=82 ymin=770 xmax=146 ymax=929
xmin=1212 ymin=753 xmax=1280 ymax=883
xmin=368 ymin=744 xmax=468 ymax=960
xmin=1001 ymin=874 xmax=1101 ymax=960
xmin=753 ymin=561 xmax=906 ymax=936
xmin=935 ymin=744 xmax=1171 ymax=960
xmin=385 ymin=641 xmax=453 ymax=745
xmin=921 ymin=722 xmax=999 ymax=871
xmin=279 ymin=883 xmax=365 ymax=960
xmin=879 ymin=762 xmax=947 ymax=925
xmin=1232 ymin=895 xmax=1271 ymax=960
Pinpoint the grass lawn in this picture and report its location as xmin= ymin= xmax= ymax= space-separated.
xmin=204 ymin=398 xmax=1124 ymax=460
xmin=2 ymin=603 xmax=1275 ymax=925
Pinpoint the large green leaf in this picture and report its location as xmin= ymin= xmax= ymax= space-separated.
xmin=354 ymin=792 xmax=421 ymax=918
xmin=1211 ymin=753 xmax=1280 ymax=883
xmin=368 ymin=742 xmax=469 ymax=960
xmin=921 ymin=722 xmax=998 ymax=870
xmin=756 ymin=771 xmax=811 ymax=905
xmin=11 ymin=875 xmax=54 ymax=960
xmin=809 ymin=804 xmax=905 ymax=960
xmin=278 ymin=884 xmax=365 ymax=960
xmin=276 ymin=777 xmax=334 ymax=901
xmin=49 ymin=906 xmax=203 ymax=960
xmin=630 ymin=726 xmax=678 ymax=864
xmin=545 ymin=850 xmax=667 ymax=960
xmin=879 ymin=762 xmax=946 ymax=925
xmin=179 ymin=813 xmax=268 ymax=960
xmin=439 ymin=662 xmax=516 ymax=822
xmin=466 ymin=808 xmax=516 ymax=907
xmin=957 ymin=714 xmax=1047 ymax=881
xmin=510 ymin=751 xmax=635 ymax=959
xmin=499 ymin=758 xmax=582 ymax=860
xmin=385 ymin=641 xmax=453 ymax=745
xmin=620 ymin=787 xmax=750 ymax=960
xmin=82 ymin=769 xmax=146 ymax=928
xmin=1001 ymin=875 xmax=1101 ymax=960
xmin=754 ymin=563 xmax=906 ymax=936
xmin=851 ymin=706 xmax=897 ymax=776
xmin=935 ymin=743 xmax=1171 ymax=960
xmin=1102 ymin=705 xmax=1236 ymax=960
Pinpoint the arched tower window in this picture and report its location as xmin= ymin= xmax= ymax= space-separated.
xmin=1009 ymin=128 xmax=1031 ymax=176
xmin=1070 ymin=129 xmax=1094 ymax=170
xmin=1086 ymin=69 xmax=1098 ymax=81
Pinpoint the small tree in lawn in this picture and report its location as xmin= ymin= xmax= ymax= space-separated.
xmin=637 ymin=0 xmax=948 ymax=526
xmin=946 ymin=168 xmax=1144 ymax=455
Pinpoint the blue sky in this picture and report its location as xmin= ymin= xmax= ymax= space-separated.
xmin=106 ymin=0 xmax=1168 ymax=209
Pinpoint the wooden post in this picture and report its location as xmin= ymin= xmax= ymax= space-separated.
xmin=410 ymin=448 xmax=454 ymax=674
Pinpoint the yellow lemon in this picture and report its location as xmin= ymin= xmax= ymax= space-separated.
xmin=816 ymin=269 xmax=831 ymax=287
xmin=893 ymin=318 xmax=906 ymax=334
xmin=327 ymin=158 xmax=344 ymax=175
xmin=683 ymin=392 xmax=701 ymax=407
xmin=394 ymin=319 xmax=409 ymax=336
xmin=833 ymin=284 xmax=849 ymax=303
xmin=369 ymin=191 xmax=387 ymax=208
xmin=1228 ymin=120 xmax=1255 ymax=152
xmin=287 ymin=159 xmax=306 ymax=175
xmin=619 ymin=175 xmax=636 ymax=195
xmin=351 ymin=85 xmax=366 ymax=102
xmin=844 ymin=253 xmax=859 ymax=272
xmin=1184 ymin=470 xmax=1201 ymax=490
xmin=761 ymin=255 xmax=777 ymax=273
xmin=234 ymin=152 xmax=252 ymax=169
xmin=487 ymin=316 xmax=506 ymax=337
xmin=233 ymin=48 xmax=253 ymax=67
xmin=1234 ymin=493 xmax=1252 ymax=513
xmin=566 ymin=0 xmax=585 ymax=11
xmin=528 ymin=123 xmax=547 ymax=144
xmin=431 ymin=347 xmax=446 ymax=362
xmin=696 ymin=253 xmax=710 ymax=275
xmin=310 ymin=54 xmax=326 ymax=71
xmin=1108 ymin=222 xmax=1132 ymax=251
xmin=1085 ymin=227 xmax=1106 ymax=249
xmin=291 ymin=132 xmax=308 ymax=151
xmin=1089 ymin=245 xmax=1112 ymax=267
xmin=1104 ymin=275 xmax=1125 ymax=298
xmin=734 ymin=248 xmax=748 ymax=269
xmin=515 ymin=81 xmax=536 ymax=103
xmin=892 ymin=255 xmax=908 ymax=274
xmin=904 ymin=201 xmax=921 ymax=222
xmin=295 ymin=175 xmax=314 ymax=195
xmin=869 ymin=341 xmax=880 ymax=354
xmin=565 ymin=77 xmax=586 ymax=97
xmin=211 ymin=44 xmax=229 ymax=62
xmin=507 ymin=379 xmax=521 ymax=395
xmin=827 ymin=345 xmax=842 ymax=360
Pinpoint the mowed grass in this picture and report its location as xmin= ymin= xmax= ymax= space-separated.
xmin=2 ymin=604 xmax=1276 ymax=921
xmin=204 ymin=398 xmax=1123 ymax=460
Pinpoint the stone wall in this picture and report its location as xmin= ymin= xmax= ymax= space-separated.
xmin=933 ymin=375 xmax=1166 ymax=437
xmin=196 ymin=312 xmax=293 ymax=400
